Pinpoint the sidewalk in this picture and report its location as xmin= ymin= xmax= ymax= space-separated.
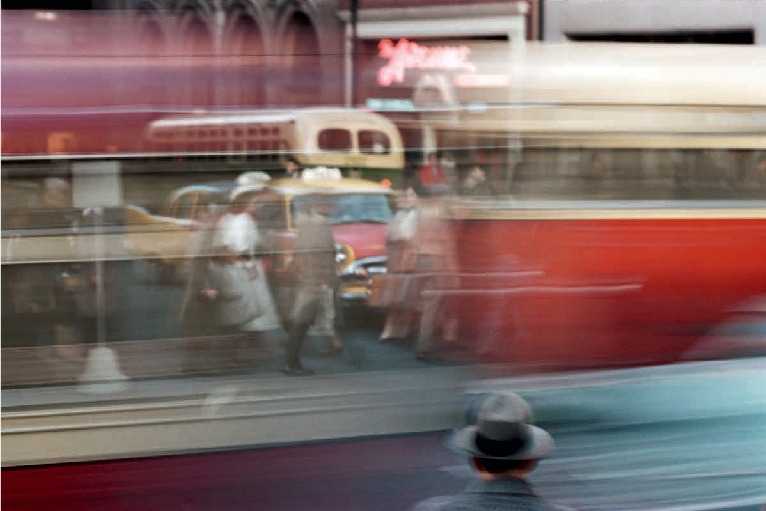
xmin=2 ymin=340 xmax=474 ymax=467
xmin=1 ymin=328 xmax=456 ymax=402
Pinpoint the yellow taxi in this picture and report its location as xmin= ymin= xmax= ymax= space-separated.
xmin=264 ymin=168 xmax=393 ymax=304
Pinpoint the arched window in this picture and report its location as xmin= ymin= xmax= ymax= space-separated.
xmin=179 ymin=12 xmax=214 ymax=107
xmin=282 ymin=12 xmax=320 ymax=100
xmin=226 ymin=10 xmax=265 ymax=107
xmin=135 ymin=15 xmax=167 ymax=107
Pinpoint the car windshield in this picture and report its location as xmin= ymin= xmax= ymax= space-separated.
xmin=293 ymin=194 xmax=393 ymax=225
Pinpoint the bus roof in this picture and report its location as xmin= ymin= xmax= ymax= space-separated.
xmin=147 ymin=107 xmax=397 ymax=131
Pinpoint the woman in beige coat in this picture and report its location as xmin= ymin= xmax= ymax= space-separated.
xmin=380 ymin=186 xmax=420 ymax=341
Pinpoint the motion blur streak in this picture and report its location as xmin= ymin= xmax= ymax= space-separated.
xmin=1 ymin=434 xmax=459 ymax=511
xmin=468 ymin=358 xmax=766 ymax=511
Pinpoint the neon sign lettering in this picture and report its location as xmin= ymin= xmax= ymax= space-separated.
xmin=377 ymin=38 xmax=476 ymax=87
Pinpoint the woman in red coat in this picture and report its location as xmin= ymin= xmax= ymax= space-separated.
xmin=418 ymin=152 xmax=446 ymax=187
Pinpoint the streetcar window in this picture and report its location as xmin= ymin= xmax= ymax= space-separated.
xmin=359 ymin=130 xmax=391 ymax=154
xmin=511 ymin=147 xmax=765 ymax=200
xmin=317 ymin=129 xmax=352 ymax=152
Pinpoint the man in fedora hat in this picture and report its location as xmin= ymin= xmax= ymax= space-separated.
xmin=412 ymin=392 xmax=574 ymax=511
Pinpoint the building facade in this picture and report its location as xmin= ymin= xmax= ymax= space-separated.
xmin=2 ymin=1 xmax=535 ymax=155
xmin=8 ymin=0 xmax=765 ymax=157
xmin=544 ymin=0 xmax=766 ymax=45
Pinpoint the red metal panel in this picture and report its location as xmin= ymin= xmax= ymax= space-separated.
xmin=453 ymin=216 xmax=766 ymax=370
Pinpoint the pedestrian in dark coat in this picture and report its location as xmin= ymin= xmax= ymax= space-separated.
xmin=283 ymin=196 xmax=337 ymax=376
xmin=411 ymin=392 xmax=576 ymax=511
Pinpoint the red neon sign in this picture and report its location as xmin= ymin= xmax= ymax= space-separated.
xmin=377 ymin=38 xmax=476 ymax=87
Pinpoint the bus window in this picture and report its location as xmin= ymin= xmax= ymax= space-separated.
xmin=359 ymin=130 xmax=391 ymax=154
xmin=510 ymin=146 xmax=765 ymax=200
xmin=317 ymin=129 xmax=352 ymax=152
xmin=142 ymin=108 xmax=404 ymax=185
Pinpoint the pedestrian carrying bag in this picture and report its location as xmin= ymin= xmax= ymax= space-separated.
xmin=209 ymin=261 xmax=263 ymax=327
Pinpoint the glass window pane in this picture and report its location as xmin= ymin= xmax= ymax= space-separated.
xmin=359 ymin=130 xmax=391 ymax=154
xmin=317 ymin=129 xmax=352 ymax=152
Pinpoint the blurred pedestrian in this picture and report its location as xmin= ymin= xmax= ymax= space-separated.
xmin=214 ymin=188 xmax=261 ymax=257
xmin=34 ymin=178 xmax=108 ymax=352
xmin=380 ymin=186 xmax=420 ymax=341
xmin=207 ymin=244 xmax=261 ymax=339
xmin=308 ymin=285 xmax=344 ymax=356
xmin=283 ymin=156 xmax=302 ymax=179
xmin=179 ymin=200 xmax=221 ymax=372
xmin=459 ymin=165 xmax=490 ymax=197
xmin=411 ymin=392 xmax=573 ymax=511
xmin=411 ymin=185 xmax=459 ymax=361
xmin=284 ymin=195 xmax=338 ymax=376
xmin=213 ymin=187 xmax=282 ymax=365
xmin=419 ymin=152 xmax=446 ymax=188
xmin=39 ymin=179 xmax=81 ymax=348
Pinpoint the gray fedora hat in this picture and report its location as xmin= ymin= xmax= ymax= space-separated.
xmin=451 ymin=392 xmax=554 ymax=461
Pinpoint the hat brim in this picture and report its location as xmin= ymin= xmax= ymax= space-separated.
xmin=230 ymin=184 xmax=265 ymax=201
xmin=449 ymin=423 xmax=554 ymax=460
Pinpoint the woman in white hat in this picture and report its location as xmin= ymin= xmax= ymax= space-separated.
xmin=211 ymin=187 xmax=282 ymax=365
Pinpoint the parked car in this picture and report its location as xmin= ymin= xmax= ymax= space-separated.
xmin=267 ymin=171 xmax=392 ymax=305
xmin=124 ymin=181 xmax=233 ymax=282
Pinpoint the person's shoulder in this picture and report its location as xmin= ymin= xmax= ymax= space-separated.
xmin=410 ymin=495 xmax=461 ymax=511
xmin=411 ymin=491 xmax=577 ymax=511
xmin=294 ymin=211 xmax=315 ymax=227
xmin=216 ymin=213 xmax=235 ymax=227
xmin=232 ymin=212 xmax=254 ymax=225
xmin=531 ymin=499 xmax=577 ymax=511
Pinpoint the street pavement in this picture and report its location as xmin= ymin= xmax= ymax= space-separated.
xmin=472 ymin=358 xmax=766 ymax=511
xmin=4 ymin=358 xmax=765 ymax=511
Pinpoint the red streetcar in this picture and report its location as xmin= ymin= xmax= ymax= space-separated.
xmin=397 ymin=42 xmax=766 ymax=371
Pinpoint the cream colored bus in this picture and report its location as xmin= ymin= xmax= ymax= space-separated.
xmin=144 ymin=107 xmax=405 ymax=187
